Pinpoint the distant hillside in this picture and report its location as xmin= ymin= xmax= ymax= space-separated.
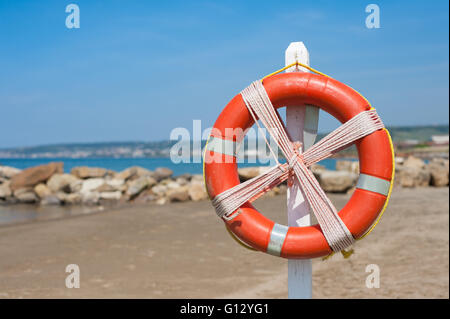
xmin=0 ymin=141 xmax=176 ymax=158
xmin=386 ymin=124 xmax=449 ymax=142
xmin=314 ymin=124 xmax=448 ymax=143
xmin=0 ymin=124 xmax=447 ymax=158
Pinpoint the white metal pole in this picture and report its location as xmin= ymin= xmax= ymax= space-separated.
xmin=285 ymin=42 xmax=319 ymax=299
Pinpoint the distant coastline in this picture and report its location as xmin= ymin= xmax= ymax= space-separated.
xmin=0 ymin=124 xmax=447 ymax=159
xmin=0 ymin=124 xmax=447 ymax=178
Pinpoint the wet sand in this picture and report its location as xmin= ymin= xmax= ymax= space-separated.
xmin=0 ymin=187 xmax=448 ymax=298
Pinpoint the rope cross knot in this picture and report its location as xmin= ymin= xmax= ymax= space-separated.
xmin=288 ymin=141 xmax=303 ymax=169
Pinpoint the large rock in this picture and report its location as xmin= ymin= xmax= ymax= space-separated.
xmin=13 ymin=188 xmax=38 ymax=203
xmin=434 ymin=158 xmax=449 ymax=170
xmin=395 ymin=157 xmax=405 ymax=165
xmin=166 ymin=181 xmax=182 ymax=190
xmin=156 ymin=197 xmax=168 ymax=205
xmin=395 ymin=156 xmax=431 ymax=188
xmin=34 ymin=183 xmax=52 ymax=198
xmin=48 ymin=192 xmax=76 ymax=205
xmin=134 ymin=189 xmax=157 ymax=204
xmin=396 ymin=166 xmax=430 ymax=187
xmin=80 ymin=178 xmax=106 ymax=194
xmin=191 ymin=174 xmax=204 ymax=183
xmin=40 ymin=195 xmax=61 ymax=206
xmin=99 ymin=179 xmax=126 ymax=193
xmin=154 ymin=167 xmax=173 ymax=181
xmin=65 ymin=193 xmax=82 ymax=205
xmin=177 ymin=173 xmax=192 ymax=181
xmin=238 ymin=166 xmax=270 ymax=182
xmin=238 ymin=167 xmax=260 ymax=181
xmin=0 ymin=166 xmax=21 ymax=179
xmin=47 ymin=174 xmax=79 ymax=193
xmin=428 ymin=158 xmax=449 ymax=187
xmin=151 ymin=184 xmax=168 ymax=198
xmin=95 ymin=183 xmax=118 ymax=193
xmin=9 ymin=162 xmax=63 ymax=191
xmin=175 ymin=177 xmax=189 ymax=186
xmin=69 ymin=179 xmax=83 ymax=193
xmin=99 ymin=191 xmax=122 ymax=201
xmin=105 ymin=170 xmax=116 ymax=178
xmin=310 ymin=164 xmax=326 ymax=174
xmin=310 ymin=164 xmax=326 ymax=179
xmin=317 ymin=170 xmax=358 ymax=193
xmin=126 ymin=176 xmax=157 ymax=197
xmin=115 ymin=166 xmax=154 ymax=181
xmin=81 ymin=192 xmax=100 ymax=205
xmin=336 ymin=160 xmax=359 ymax=174
xmin=159 ymin=178 xmax=174 ymax=186
xmin=132 ymin=166 xmax=153 ymax=178
xmin=0 ymin=181 xmax=12 ymax=198
xmin=71 ymin=166 xmax=107 ymax=179
xmin=115 ymin=168 xmax=136 ymax=181
xmin=166 ymin=186 xmax=189 ymax=202
xmin=273 ymin=184 xmax=287 ymax=195
xmin=188 ymin=183 xmax=208 ymax=201
xmin=403 ymin=156 xmax=426 ymax=169
xmin=55 ymin=192 xmax=68 ymax=203
xmin=106 ymin=178 xmax=125 ymax=189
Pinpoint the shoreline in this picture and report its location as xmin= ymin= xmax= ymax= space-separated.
xmin=1 ymin=156 xmax=449 ymax=212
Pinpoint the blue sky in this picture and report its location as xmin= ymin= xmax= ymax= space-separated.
xmin=0 ymin=0 xmax=448 ymax=148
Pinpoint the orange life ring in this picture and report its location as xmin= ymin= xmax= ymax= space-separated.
xmin=204 ymin=72 xmax=394 ymax=259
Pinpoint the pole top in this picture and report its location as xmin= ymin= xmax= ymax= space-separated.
xmin=285 ymin=42 xmax=310 ymax=73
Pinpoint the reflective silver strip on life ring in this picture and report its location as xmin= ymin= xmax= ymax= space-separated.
xmin=267 ymin=223 xmax=289 ymax=256
xmin=356 ymin=174 xmax=391 ymax=196
xmin=207 ymin=137 xmax=236 ymax=157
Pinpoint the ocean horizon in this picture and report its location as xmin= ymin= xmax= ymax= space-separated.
xmin=0 ymin=157 xmax=346 ymax=176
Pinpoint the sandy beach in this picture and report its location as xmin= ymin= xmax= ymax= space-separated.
xmin=0 ymin=187 xmax=448 ymax=299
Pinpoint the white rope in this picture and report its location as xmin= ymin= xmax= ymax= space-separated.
xmin=212 ymin=80 xmax=384 ymax=252
xmin=302 ymin=110 xmax=384 ymax=166
xmin=242 ymin=81 xmax=354 ymax=251
xmin=212 ymin=163 xmax=289 ymax=220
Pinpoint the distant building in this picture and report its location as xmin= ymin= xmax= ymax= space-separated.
xmin=395 ymin=139 xmax=420 ymax=149
xmin=403 ymin=139 xmax=420 ymax=146
xmin=431 ymin=135 xmax=449 ymax=145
